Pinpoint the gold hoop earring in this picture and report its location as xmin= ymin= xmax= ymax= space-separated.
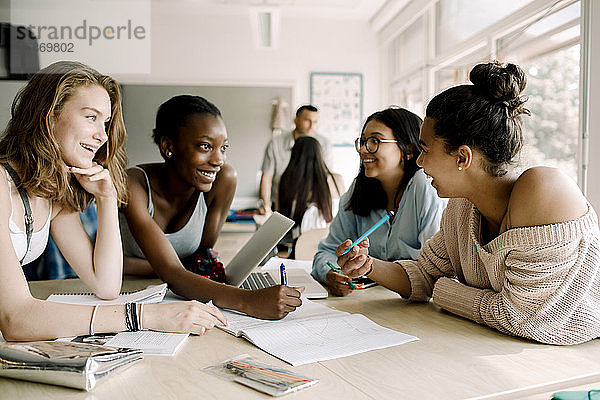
xmin=166 ymin=151 xmax=173 ymax=158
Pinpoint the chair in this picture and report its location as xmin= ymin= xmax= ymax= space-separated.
xmin=294 ymin=228 xmax=328 ymax=260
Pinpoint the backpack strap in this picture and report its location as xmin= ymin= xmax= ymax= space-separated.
xmin=2 ymin=162 xmax=33 ymax=265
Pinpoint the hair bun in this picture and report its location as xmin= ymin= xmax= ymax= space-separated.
xmin=470 ymin=61 xmax=526 ymax=102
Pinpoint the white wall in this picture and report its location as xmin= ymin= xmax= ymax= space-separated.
xmin=0 ymin=2 xmax=380 ymax=206
xmin=115 ymin=3 xmax=381 ymax=120
xmin=110 ymin=3 xmax=380 ymax=203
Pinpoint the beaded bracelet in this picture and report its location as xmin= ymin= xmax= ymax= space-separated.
xmin=125 ymin=303 xmax=133 ymax=331
xmin=131 ymin=302 xmax=138 ymax=331
xmin=125 ymin=302 xmax=140 ymax=331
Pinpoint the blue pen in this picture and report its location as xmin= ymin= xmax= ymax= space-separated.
xmin=340 ymin=210 xmax=395 ymax=256
xmin=279 ymin=263 xmax=287 ymax=285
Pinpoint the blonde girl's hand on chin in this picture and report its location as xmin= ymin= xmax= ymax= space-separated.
xmin=336 ymin=238 xmax=373 ymax=279
xmin=69 ymin=162 xmax=117 ymax=199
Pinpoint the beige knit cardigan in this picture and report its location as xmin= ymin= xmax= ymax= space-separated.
xmin=398 ymin=198 xmax=600 ymax=345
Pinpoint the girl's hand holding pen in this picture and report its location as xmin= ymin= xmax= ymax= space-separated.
xmin=242 ymin=285 xmax=305 ymax=320
xmin=336 ymin=237 xmax=373 ymax=278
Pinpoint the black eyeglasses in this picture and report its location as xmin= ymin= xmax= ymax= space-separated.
xmin=355 ymin=137 xmax=398 ymax=154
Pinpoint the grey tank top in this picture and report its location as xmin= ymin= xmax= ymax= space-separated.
xmin=119 ymin=166 xmax=207 ymax=259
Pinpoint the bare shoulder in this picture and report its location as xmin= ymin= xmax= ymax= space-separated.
xmin=508 ymin=167 xmax=588 ymax=228
xmin=217 ymin=163 xmax=237 ymax=183
xmin=212 ymin=163 xmax=237 ymax=193
xmin=127 ymin=164 xmax=164 ymax=193
xmin=122 ymin=166 xmax=152 ymax=213
xmin=205 ymin=163 xmax=237 ymax=205
xmin=126 ymin=165 xmax=150 ymax=185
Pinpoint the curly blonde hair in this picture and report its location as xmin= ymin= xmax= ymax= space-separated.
xmin=0 ymin=61 xmax=128 ymax=211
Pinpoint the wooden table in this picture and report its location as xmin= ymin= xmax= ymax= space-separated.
xmin=2 ymin=279 xmax=599 ymax=399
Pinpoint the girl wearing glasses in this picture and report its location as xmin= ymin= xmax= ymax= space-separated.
xmin=311 ymin=108 xmax=447 ymax=296
xmin=337 ymin=61 xmax=600 ymax=344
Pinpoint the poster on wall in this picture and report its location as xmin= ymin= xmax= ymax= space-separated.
xmin=310 ymin=72 xmax=363 ymax=145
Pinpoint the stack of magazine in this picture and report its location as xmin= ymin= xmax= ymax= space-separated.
xmin=0 ymin=341 xmax=142 ymax=391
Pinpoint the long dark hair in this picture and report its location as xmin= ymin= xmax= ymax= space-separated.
xmin=426 ymin=61 xmax=529 ymax=176
xmin=347 ymin=107 xmax=422 ymax=216
xmin=278 ymin=136 xmax=338 ymax=227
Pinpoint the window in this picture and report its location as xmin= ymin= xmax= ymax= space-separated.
xmin=388 ymin=16 xmax=425 ymax=115
xmin=390 ymin=74 xmax=424 ymax=117
xmin=516 ymin=45 xmax=580 ymax=181
xmin=434 ymin=47 xmax=489 ymax=93
xmin=498 ymin=2 xmax=581 ymax=180
xmin=436 ymin=0 xmax=534 ymax=54
xmin=498 ymin=2 xmax=580 ymax=60
xmin=390 ymin=17 xmax=425 ymax=79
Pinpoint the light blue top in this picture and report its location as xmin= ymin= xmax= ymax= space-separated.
xmin=311 ymin=169 xmax=448 ymax=283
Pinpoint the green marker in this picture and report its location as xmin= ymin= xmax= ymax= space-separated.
xmin=326 ymin=261 xmax=357 ymax=289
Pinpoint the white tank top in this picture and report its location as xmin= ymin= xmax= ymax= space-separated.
xmin=4 ymin=167 xmax=52 ymax=265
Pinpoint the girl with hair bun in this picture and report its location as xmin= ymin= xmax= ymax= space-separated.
xmin=337 ymin=61 xmax=600 ymax=345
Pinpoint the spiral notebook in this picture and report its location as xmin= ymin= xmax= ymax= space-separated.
xmin=46 ymin=283 xmax=168 ymax=305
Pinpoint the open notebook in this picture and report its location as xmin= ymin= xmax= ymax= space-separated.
xmin=48 ymin=284 xmax=186 ymax=356
xmin=217 ymin=297 xmax=418 ymax=366
xmin=56 ymin=331 xmax=188 ymax=357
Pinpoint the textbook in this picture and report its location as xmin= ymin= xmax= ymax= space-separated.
xmin=46 ymin=283 xmax=168 ymax=305
xmin=0 ymin=341 xmax=142 ymax=391
xmin=217 ymin=297 xmax=418 ymax=366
